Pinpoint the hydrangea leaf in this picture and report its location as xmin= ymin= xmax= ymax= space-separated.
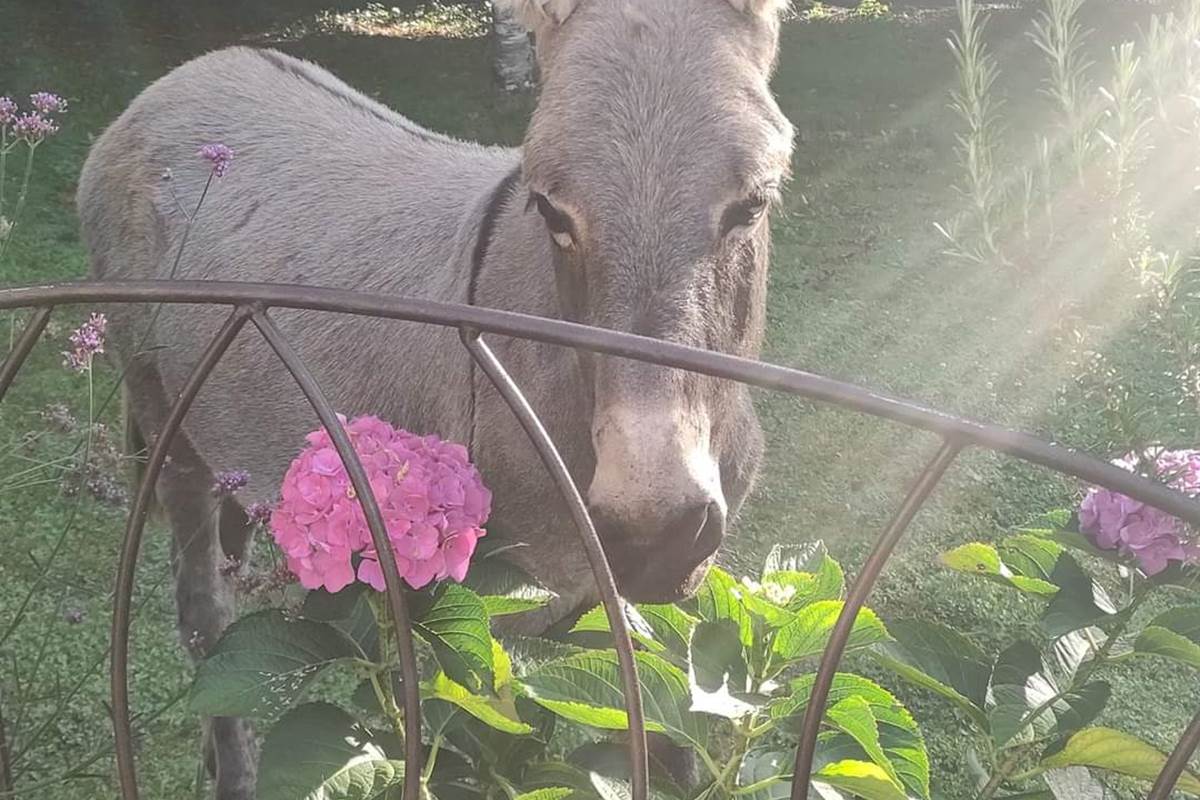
xmin=189 ymin=610 xmax=360 ymax=718
xmin=570 ymin=603 xmax=687 ymax=655
xmin=1040 ymin=727 xmax=1200 ymax=795
xmin=687 ymin=619 xmax=756 ymax=720
xmin=736 ymin=749 xmax=793 ymax=800
xmin=813 ymin=760 xmax=908 ymax=800
xmin=697 ymin=567 xmax=754 ymax=647
xmin=514 ymin=790 xmax=574 ymax=800
xmin=826 ymin=696 xmax=902 ymax=789
xmin=1134 ymin=607 xmax=1200 ymax=670
xmin=256 ymin=702 xmax=405 ymax=800
xmin=301 ymin=585 xmax=379 ymax=659
xmin=424 ymin=671 xmax=533 ymax=735
xmin=771 ymin=601 xmax=889 ymax=664
xmin=566 ymin=741 xmax=689 ymax=800
xmin=989 ymin=640 xmax=1059 ymax=747
xmin=1039 ymin=554 xmax=1118 ymax=638
xmin=463 ymin=556 xmax=556 ymax=617
xmin=1000 ymin=534 xmax=1066 ymax=582
xmin=939 ymin=542 xmax=1059 ymax=597
xmin=763 ymin=541 xmax=828 ymax=578
xmin=521 ymin=650 xmax=705 ymax=750
xmin=772 ymin=674 xmax=929 ymax=799
xmin=413 ymin=583 xmax=494 ymax=695
xmin=869 ymin=618 xmax=990 ymax=728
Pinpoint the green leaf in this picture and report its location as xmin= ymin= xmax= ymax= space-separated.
xmin=571 ymin=604 xmax=670 ymax=655
xmin=1000 ymin=535 xmax=1065 ymax=583
xmin=698 ymin=567 xmax=754 ymax=647
xmin=814 ymin=760 xmax=908 ymax=800
xmin=771 ymin=674 xmax=929 ymax=799
xmin=413 ymin=584 xmax=494 ymax=694
xmin=1134 ymin=607 xmax=1200 ymax=670
xmin=302 ymin=585 xmax=379 ymax=659
xmin=1039 ymin=555 xmax=1117 ymax=638
xmin=464 ymin=556 xmax=557 ymax=618
xmin=688 ymin=620 xmax=755 ymax=719
xmin=869 ymin=619 xmax=990 ymax=728
xmin=736 ymin=749 xmax=792 ymax=800
xmin=989 ymin=641 xmax=1059 ymax=747
xmin=826 ymin=696 xmax=902 ymax=789
xmin=514 ymin=790 xmax=574 ymax=800
xmin=1053 ymin=682 xmax=1111 ymax=737
xmin=772 ymin=601 xmax=889 ymax=664
xmin=189 ymin=610 xmax=359 ymax=717
xmin=1040 ymin=727 xmax=1200 ymax=795
xmin=939 ymin=542 xmax=1059 ymax=597
xmin=256 ymin=702 xmax=405 ymax=800
xmin=522 ymin=650 xmax=707 ymax=750
xmin=763 ymin=541 xmax=828 ymax=577
xmin=637 ymin=604 xmax=701 ymax=657
xmin=424 ymin=671 xmax=533 ymax=735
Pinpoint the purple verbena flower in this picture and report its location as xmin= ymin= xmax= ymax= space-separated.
xmin=62 ymin=312 xmax=107 ymax=372
xmin=28 ymin=91 xmax=67 ymax=116
xmin=63 ymin=607 xmax=86 ymax=625
xmin=12 ymin=112 xmax=59 ymax=144
xmin=245 ymin=501 xmax=273 ymax=526
xmin=0 ymin=97 xmax=17 ymax=126
xmin=212 ymin=469 xmax=250 ymax=497
xmin=198 ymin=143 xmax=234 ymax=178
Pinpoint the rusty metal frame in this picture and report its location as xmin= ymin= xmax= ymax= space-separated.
xmin=0 ymin=279 xmax=1197 ymax=800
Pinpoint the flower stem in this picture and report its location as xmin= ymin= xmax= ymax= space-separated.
xmin=368 ymin=593 xmax=409 ymax=748
xmin=0 ymin=144 xmax=37 ymax=271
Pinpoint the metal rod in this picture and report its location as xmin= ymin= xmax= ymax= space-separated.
xmin=0 ymin=281 xmax=1195 ymax=526
xmin=791 ymin=439 xmax=962 ymax=799
xmin=0 ymin=307 xmax=51 ymax=401
xmin=111 ymin=307 xmax=251 ymax=800
xmin=251 ymin=310 xmax=423 ymax=800
xmin=460 ymin=328 xmax=650 ymax=800
xmin=1148 ymin=707 xmax=1200 ymax=799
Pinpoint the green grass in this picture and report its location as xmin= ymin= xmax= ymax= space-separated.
xmin=1 ymin=1 xmax=1198 ymax=798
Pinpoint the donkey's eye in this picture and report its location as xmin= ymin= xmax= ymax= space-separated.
xmin=721 ymin=194 xmax=770 ymax=236
xmin=532 ymin=192 xmax=576 ymax=250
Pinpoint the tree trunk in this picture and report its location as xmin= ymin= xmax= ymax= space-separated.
xmin=492 ymin=4 xmax=535 ymax=92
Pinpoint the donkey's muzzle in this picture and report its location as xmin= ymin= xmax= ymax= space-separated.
xmin=593 ymin=499 xmax=726 ymax=603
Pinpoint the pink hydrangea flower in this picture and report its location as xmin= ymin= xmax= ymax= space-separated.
xmin=1079 ymin=448 xmax=1200 ymax=576
xmin=269 ymin=415 xmax=490 ymax=593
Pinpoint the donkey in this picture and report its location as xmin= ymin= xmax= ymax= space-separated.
xmin=77 ymin=0 xmax=794 ymax=795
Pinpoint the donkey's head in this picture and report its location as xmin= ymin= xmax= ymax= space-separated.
xmin=505 ymin=0 xmax=794 ymax=601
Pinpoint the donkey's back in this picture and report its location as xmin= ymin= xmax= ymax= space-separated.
xmin=78 ymin=46 xmax=519 ymax=502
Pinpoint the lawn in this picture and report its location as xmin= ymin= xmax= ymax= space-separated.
xmin=0 ymin=0 xmax=1197 ymax=798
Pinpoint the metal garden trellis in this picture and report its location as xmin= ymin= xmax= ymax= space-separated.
xmin=0 ymin=279 xmax=1197 ymax=800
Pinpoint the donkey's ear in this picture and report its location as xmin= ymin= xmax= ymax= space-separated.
xmin=726 ymin=0 xmax=792 ymax=16
xmin=493 ymin=0 xmax=582 ymax=29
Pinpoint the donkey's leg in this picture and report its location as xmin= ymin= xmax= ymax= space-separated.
xmin=160 ymin=446 xmax=257 ymax=800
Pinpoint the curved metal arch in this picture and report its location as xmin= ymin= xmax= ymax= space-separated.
xmin=0 ymin=279 xmax=1196 ymax=800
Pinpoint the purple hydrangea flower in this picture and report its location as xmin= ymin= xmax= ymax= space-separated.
xmin=212 ymin=469 xmax=250 ymax=497
xmin=198 ymin=143 xmax=234 ymax=178
xmin=0 ymin=97 xmax=17 ymax=126
xmin=1079 ymin=448 xmax=1200 ymax=576
xmin=29 ymin=92 xmax=67 ymax=116
xmin=62 ymin=312 xmax=107 ymax=372
xmin=12 ymin=112 xmax=59 ymax=144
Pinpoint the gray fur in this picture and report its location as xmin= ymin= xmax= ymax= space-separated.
xmin=78 ymin=2 xmax=793 ymax=796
